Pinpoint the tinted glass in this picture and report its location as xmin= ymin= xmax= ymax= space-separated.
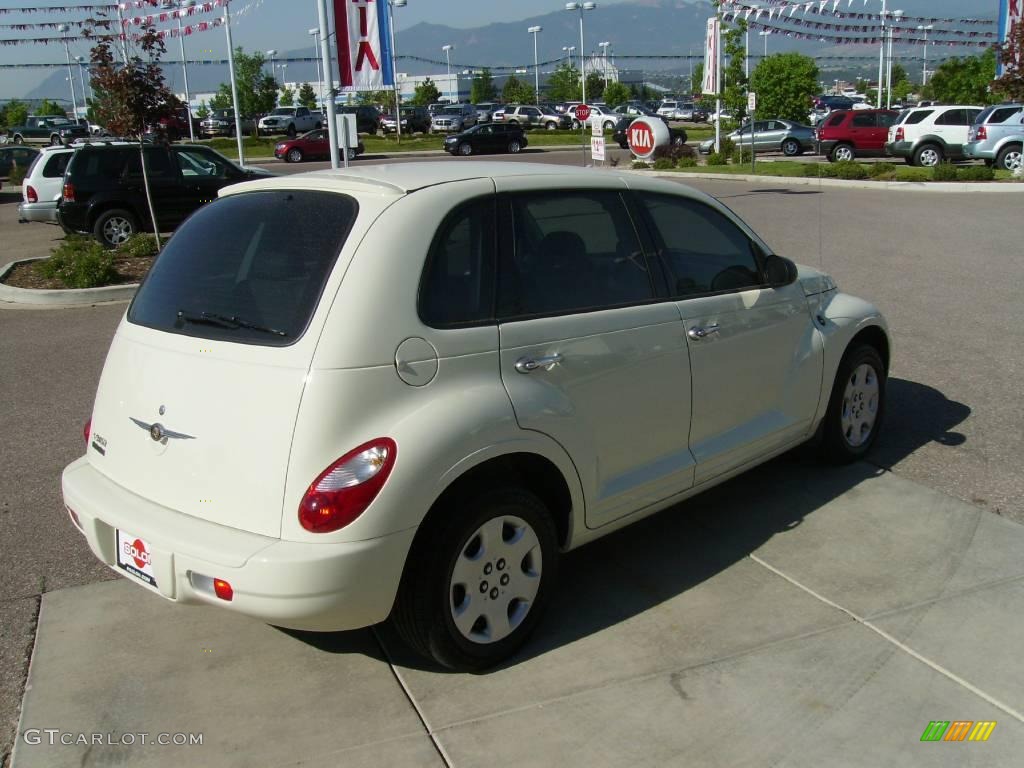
xmin=904 ymin=110 xmax=933 ymax=125
xmin=72 ymin=148 xmax=133 ymax=181
xmin=419 ymin=199 xmax=495 ymax=327
xmin=852 ymin=113 xmax=875 ymax=128
xmin=43 ymin=151 xmax=71 ymax=178
xmin=124 ymin=148 xmax=175 ymax=179
xmin=965 ymin=109 xmax=983 ymax=124
xmin=878 ymin=112 xmax=897 ymax=127
xmin=174 ymin=148 xmax=233 ymax=179
xmin=935 ymin=109 xmax=965 ymax=125
xmin=989 ymin=106 xmax=1022 ymax=124
xmin=639 ymin=193 xmax=761 ymax=297
xmin=128 ymin=191 xmax=357 ymax=346
xmin=499 ymin=191 xmax=652 ymax=317
xmin=826 ymin=113 xmax=846 ymax=127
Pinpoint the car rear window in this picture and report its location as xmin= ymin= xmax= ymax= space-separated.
xmin=128 ymin=190 xmax=358 ymax=347
xmin=43 ymin=152 xmax=71 ymax=178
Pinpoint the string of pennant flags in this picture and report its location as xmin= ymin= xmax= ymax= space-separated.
xmin=738 ymin=18 xmax=998 ymax=40
xmin=742 ymin=18 xmax=993 ymax=48
xmin=0 ymin=0 xmax=223 ymax=30
xmin=0 ymin=1 xmax=165 ymax=14
xmin=720 ymin=0 xmax=995 ymax=26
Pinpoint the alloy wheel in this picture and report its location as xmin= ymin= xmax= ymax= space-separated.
xmin=102 ymin=216 xmax=133 ymax=247
xmin=918 ymin=148 xmax=940 ymax=167
xmin=834 ymin=146 xmax=854 ymax=162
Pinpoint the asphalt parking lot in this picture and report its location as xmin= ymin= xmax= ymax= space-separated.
xmin=2 ymin=168 xmax=1023 ymax=766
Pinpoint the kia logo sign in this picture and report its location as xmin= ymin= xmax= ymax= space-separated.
xmin=627 ymin=117 xmax=669 ymax=160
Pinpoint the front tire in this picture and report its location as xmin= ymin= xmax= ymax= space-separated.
xmin=286 ymin=147 xmax=304 ymax=163
xmin=821 ymin=344 xmax=886 ymax=463
xmin=458 ymin=142 xmax=473 ymax=156
xmin=391 ymin=487 xmax=559 ymax=671
xmin=507 ymin=140 xmax=521 ymax=154
xmin=93 ymin=208 xmax=138 ymax=249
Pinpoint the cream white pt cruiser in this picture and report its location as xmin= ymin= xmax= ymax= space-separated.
xmin=63 ymin=162 xmax=889 ymax=670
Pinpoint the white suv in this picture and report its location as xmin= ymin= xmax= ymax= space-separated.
xmin=17 ymin=144 xmax=73 ymax=224
xmin=885 ymin=104 xmax=984 ymax=166
xmin=62 ymin=162 xmax=890 ymax=670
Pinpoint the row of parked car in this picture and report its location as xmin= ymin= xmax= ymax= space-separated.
xmin=695 ymin=102 xmax=1023 ymax=171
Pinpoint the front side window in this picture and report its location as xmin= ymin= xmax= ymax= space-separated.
xmin=498 ymin=191 xmax=653 ymax=318
xmin=638 ymin=193 xmax=762 ymax=298
xmin=419 ymin=198 xmax=495 ymax=327
xmin=129 ymin=191 xmax=358 ymax=346
xmin=174 ymin=148 xmax=233 ymax=179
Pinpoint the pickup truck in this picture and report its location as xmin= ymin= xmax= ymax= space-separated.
xmin=257 ymin=107 xmax=322 ymax=137
xmin=199 ymin=109 xmax=257 ymax=138
xmin=6 ymin=116 xmax=89 ymax=146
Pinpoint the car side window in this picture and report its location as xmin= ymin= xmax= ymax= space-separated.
xmin=905 ymin=110 xmax=933 ymax=125
xmin=124 ymin=149 xmax=174 ymax=180
xmin=297 ymin=108 xmax=309 ymax=117
xmin=638 ymin=193 xmax=762 ymax=298
xmin=174 ymin=148 xmax=232 ymax=179
xmin=826 ymin=113 xmax=846 ymax=127
xmin=43 ymin=152 xmax=71 ymax=178
xmin=965 ymin=109 xmax=982 ymax=125
xmin=419 ymin=198 xmax=496 ymax=328
xmin=498 ymin=191 xmax=653 ymax=318
xmin=935 ymin=109 xmax=962 ymax=126
xmin=990 ymin=106 xmax=1022 ymax=124
xmin=852 ymin=114 xmax=875 ymax=128
xmin=878 ymin=112 xmax=897 ymax=128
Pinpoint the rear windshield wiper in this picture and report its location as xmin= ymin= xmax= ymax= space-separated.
xmin=176 ymin=310 xmax=288 ymax=337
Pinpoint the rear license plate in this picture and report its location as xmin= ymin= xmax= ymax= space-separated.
xmin=116 ymin=530 xmax=158 ymax=589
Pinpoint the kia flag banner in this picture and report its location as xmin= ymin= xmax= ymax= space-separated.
xmin=334 ymin=0 xmax=395 ymax=91
xmin=702 ymin=17 xmax=719 ymax=95
xmin=997 ymin=0 xmax=1022 ymax=76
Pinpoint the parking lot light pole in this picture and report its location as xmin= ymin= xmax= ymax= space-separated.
xmin=563 ymin=45 xmax=575 ymax=66
xmin=917 ymin=24 xmax=932 ymax=85
xmin=176 ymin=0 xmax=197 ymax=142
xmin=442 ymin=44 xmax=454 ymax=102
xmin=223 ymin=1 xmax=245 ymax=165
xmin=57 ymin=25 xmax=79 ymax=119
xmin=529 ymin=26 xmax=543 ymax=104
xmin=309 ymin=28 xmax=323 ymax=108
xmin=885 ymin=10 xmax=903 ymax=109
xmin=266 ymin=49 xmax=278 ymax=90
xmin=74 ymin=55 xmax=89 ymax=105
xmin=565 ymin=2 xmax=596 ymax=106
xmin=759 ymin=29 xmax=770 ymax=58
xmin=315 ymin=0 xmax=340 ymax=169
xmin=599 ymin=41 xmax=610 ymax=87
xmin=389 ymin=0 xmax=406 ymax=143
xmin=876 ymin=0 xmax=887 ymax=108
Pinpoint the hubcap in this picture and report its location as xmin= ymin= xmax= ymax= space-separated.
xmin=836 ymin=147 xmax=853 ymax=161
xmin=1003 ymin=151 xmax=1022 ymax=171
xmin=509 ymin=142 xmax=520 ymax=153
xmin=840 ymin=363 xmax=880 ymax=448
xmin=920 ymin=149 xmax=939 ymax=166
xmin=449 ymin=515 xmax=542 ymax=645
xmin=102 ymin=217 xmax=132 ymax=246
xmin=784 ymin=141 xmax=797 ymax=155
xmin=288 ymin=149 xmax=302 ymax=162
xmin=460 ymin=144 xmax=471 ymax=155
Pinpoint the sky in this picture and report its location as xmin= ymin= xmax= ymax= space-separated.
xmin=0 ymin=0 xmax=645 ymax=98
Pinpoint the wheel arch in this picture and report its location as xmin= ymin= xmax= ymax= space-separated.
xmin=86 ymin=199 xmax=143 ymax=231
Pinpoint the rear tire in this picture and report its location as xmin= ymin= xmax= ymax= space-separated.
xmin=391 ymin=487 xmax=559 ymax=671
xmin=996 ymin=144 xmax=1022 ymax=172
xmin=830 ymin=143 xmax=855 ymax=163
xmin=821 ymin=344 xmax=886 ymax=464
xmin=286 ymin=124 xmax=297 ymax=138
xmin=913 ymin=143 xmax=943 ymax=167
xmin=12 ymin=135 xmax=24 ymax=145
xmin=93 ymin=208 xmax=138 ymax=249
xmin=782 ymin=138 xmax=800 ymax=157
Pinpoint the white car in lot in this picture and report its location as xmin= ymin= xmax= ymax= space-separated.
xmin=62 ymin=162 xmax=890 ymax=671
xmin=17 ymin=144 xmax=72 ymax=224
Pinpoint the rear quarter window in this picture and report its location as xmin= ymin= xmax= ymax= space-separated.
xmin=43 ymin=152 xmax=71 ymax=178
xmin=826 ymin=113 xmax=845 ymax=127
xmin=128 ymin=190 xmax=358 ymax=347
xmin=988 ymin=106 xmax=1022 ymax=124
xmin=904 ymin=110 xmax=933 ymax=125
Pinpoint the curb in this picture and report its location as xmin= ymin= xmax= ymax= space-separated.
xmin=241 ymin=142 xmax=617 ymax=164
xmin=646 ymin=170 xmax=1024 ymax=192
xmin=0 ymin=258 xmax=137 ymax=308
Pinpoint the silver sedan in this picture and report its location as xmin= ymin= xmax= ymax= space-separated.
xmin=699 ymin=119 xmax=816 ymax=156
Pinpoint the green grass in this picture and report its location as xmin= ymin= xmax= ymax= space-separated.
xmin=665 ymin=160 xmax=1019 ymax=183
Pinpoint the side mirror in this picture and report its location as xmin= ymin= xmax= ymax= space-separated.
xmin=764 ymin=255 xmax=798 ymax=288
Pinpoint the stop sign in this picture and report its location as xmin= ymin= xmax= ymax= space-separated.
xmin=627 ymin=117 xmax=669 ymax=160
xmin=575 ymin=104 xmax=591 ymax=122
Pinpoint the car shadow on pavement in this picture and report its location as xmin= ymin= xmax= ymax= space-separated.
xmin=716 ymin=188 xmax=824 ymax=198
xmin=288 ymin=376 xmax=970 ymax=672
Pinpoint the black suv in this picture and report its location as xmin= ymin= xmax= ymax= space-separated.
xmin=58 ymin=144 xmax=273 ymax=247
xmin=336 ymin=105 xmax=382 ymax=135
xmin=443 ymin=123 xmax=528 ymax=156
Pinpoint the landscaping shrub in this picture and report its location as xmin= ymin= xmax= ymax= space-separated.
xmin=719 ymin=137 xmax=735 ymax=157
xmin=677 ymin=156 xmax=698 ymax=168
xmin=932 ymin=162 xmax=958 ymax=181
xmin=652 ymin=142 xmax=695 ymax=162
xmin=652 ymin=158 xmax=675 ymax=170
xmin=957 ymin=165 xmax=995 ymax=181
xmin=705 ymin=152 xmax=728 ymax=166
xmin=36 ymin=236 xmax=117 ymax=289
xmin=832 ymin=160 xmax=869 ymax=180
xmin=869 ymin=162 xmax=896 ymax=178
xmin=631 ymin=160 xmax=649 ymax=170
xmin=116 ymin=233 xmax=159 ymax=259
xmin=803 ymin=163 xmax=837 ymax=178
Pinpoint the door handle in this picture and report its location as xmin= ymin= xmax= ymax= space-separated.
xmin=515 ymin=353 xmax=563 ymax=373
xmin=687 ymin=323 xmax=720 ymax=340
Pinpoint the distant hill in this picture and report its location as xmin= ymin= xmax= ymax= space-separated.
xmin=26 ymin=0 xmax=996 ymax=102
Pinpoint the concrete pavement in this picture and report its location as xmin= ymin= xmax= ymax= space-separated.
xmin=12 ymin=462 xmax=1024 ymax=766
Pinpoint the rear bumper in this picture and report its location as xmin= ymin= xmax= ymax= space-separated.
xmin=962 ymin=141 xmax=996 ymax=160
xmin=885 ymin=140 xmax=912 ymax=157
xmin=18 ymin=201 xmax=59 ymax=224
xmin=62 ymin=457 xmax=416 ymax=632
xmin=816 ymin=139 xmax=838 ymax=156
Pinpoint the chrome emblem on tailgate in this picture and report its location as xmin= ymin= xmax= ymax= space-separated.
xmin=129 ymin=417 xmax=196 ymax=442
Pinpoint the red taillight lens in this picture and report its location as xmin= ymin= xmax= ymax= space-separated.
xmin=26 ymin=185 xmax=38 ymax=203
xmin=83 ymin=417 xmax=92 ymax=446
xmin=299 ymin=438 xmax=397 ymax=533
xmin=63 ymin=182 xmax=75 ymax=202
xmin=894 ymin=127 xmax=904 ymax=142
xmin=976 ymin=125 xmax=987 ymax=140
xmin=213 ymin=579 xmax=233 ymax=601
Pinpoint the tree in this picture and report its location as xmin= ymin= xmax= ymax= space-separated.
xmin=213 ymin=48 xmax=278 ymax=117
xmin=501 ymin=75 xmax=535 ymax=105
xmin=470 ymin=68 xmax=496 ymax=103
xmin=4 ymin=99 xmax=28 ymax=128
xmin=195 ymin=101 xmax=210 ymax=120
xmin=278 ymin=85 xmax=294 ymax=107
xmin=629 ymin=82 xmax=655 ymax=102
xmin=602 ymin=81 xmax=631 ymax=107
xmin=924 ymin=48 xmax=998 ymax=105
xmin=692 ymin=61 xmax=704 ymax=96
xmin=993 ymin=22 xmax=1024 ymax=101
xmin=209 ymin=90 xmax=231 ymax=110
xmin=722 ymin=21 xmax=749 ymax=121
xmin=37 ymin=99 xmax=67 ymax=117
xmin=411 ymin=78 xmax=441 ymax=106
xmin=86 ymin=22 xmax=178 ymax=136
xmin=297 ymin=83 xmax=318 ymax=109
xmin=547 ymin=62 xmax=582 ymax=102
xmin=585 ymin=72 xmax=605 ymax=102
xmin=749 ymin=52 xmax=819 ymax=123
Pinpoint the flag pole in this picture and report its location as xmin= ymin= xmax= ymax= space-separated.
xmin=316 ymin=0 xmax=340 ymax=169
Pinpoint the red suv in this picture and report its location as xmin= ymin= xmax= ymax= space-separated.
xmin=815 ymin=109 xmax=899 ymax=162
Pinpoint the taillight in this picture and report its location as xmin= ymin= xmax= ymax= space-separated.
xmin=83 ymin=417 xmax=92 ymax=446
xmin=299 ymin=438 xmax=397 ymax=533
xmin=894 ymin=127 xmax=904 ymax=142
xmin=63 ymin=182 xmax=75 ymax=202
xmin=26 ymin=185 xmax=38 ymax=203
xmin=213 ymin=579 xmax=234 ymax=601
xmin=976 ymin=125 xmax=987 ymax=140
